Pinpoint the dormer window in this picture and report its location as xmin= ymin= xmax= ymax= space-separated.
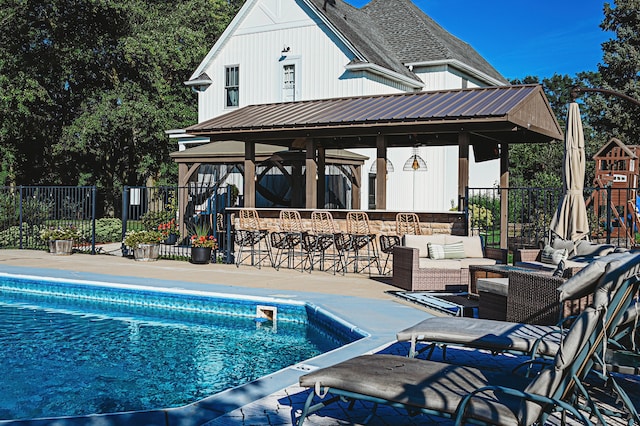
xmin=225 ymin=65 xmax=239 ymax=107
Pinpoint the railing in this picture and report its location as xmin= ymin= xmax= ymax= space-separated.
xmin=3 ymin=184 xmax=638 ymax=258
xmin=0 ymin=186 xmax=96 ymax=253
xmin=466 ymin=186 xmax=640 ymax=250
xmin=121 ymin=185 xmax=235 ymax=262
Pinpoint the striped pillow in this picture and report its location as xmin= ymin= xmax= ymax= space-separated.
xmin=541 ymin=245 xmax=568 ymax=265
xmin=443 ymin=241 xmax=466 ymax=259
xmin=428 ymin=243 xmax=445 ymax=260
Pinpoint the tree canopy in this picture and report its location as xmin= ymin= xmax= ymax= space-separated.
xmin=508 ymin=0 xmax=640 ymax=189
xmin=1 ymin=0 xmax=639 ymax=197
xmin=0 ymin=0 xmax=241 ymax=191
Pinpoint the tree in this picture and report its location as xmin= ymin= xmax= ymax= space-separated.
xmin=589 ymin=0 xmax=640 ymax=144
xmin=0 ymin=0 xmax=241 ymax=200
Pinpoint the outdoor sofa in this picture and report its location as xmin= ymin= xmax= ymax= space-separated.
xmin=515 ymin=238 xmax=622 ymax=277
xmin=392 ymin=234 xmax=507 ymax=292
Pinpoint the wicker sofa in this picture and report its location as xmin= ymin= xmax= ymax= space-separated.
xmin=514 ymin=239 xmax=619 ymax=277
xmin=392 ymin=234 xmax=507 ymax=292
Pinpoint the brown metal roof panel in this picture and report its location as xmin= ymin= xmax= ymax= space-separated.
xmin=440 ymin=88 xmax=523 ymax=117
xmin=466 ymin=86 xmax=536 ymax=116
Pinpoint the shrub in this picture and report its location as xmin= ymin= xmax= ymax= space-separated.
xmin=123 ymin=230 xmax=162 ymax=248
xmin=469 ymin=204 xmax=494 ymax=231
xmin=40 ymin=224 xmax=83 ymax=241
xmin=94 ymin=218 xmax=123 ymax=243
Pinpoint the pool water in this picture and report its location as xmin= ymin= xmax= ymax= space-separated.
xmin=0 ymin=274 xmax=362 ymax=421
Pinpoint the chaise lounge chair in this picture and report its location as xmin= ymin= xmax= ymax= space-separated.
xmin=397 ymin=252 xmax=639 ymax=360
xmin=296 ymin=253 xmax=640 ymax=425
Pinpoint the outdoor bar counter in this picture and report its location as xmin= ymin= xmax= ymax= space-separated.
xmin=225 ymin=208 xmax=467 ymax=236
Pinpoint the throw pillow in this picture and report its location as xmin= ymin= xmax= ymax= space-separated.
xmin=428 ymin=243 xmax=445 ymax=260
xmin=541 ymin=245 xmax=568 ymax=265
xmin=443 ymin=241 xmax=466 ymax=259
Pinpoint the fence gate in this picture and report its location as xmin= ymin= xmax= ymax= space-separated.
xmin=121 ymin=185 xmax=234 ymax=263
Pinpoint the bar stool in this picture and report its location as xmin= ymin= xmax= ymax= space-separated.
xmin=234 ymin=208 xmax=273 ymax=268
xmin=270 ymin=210 xmax=310 ymax=272
xmin=345 ymin=211 xmax=381 ymax=275
xmin=308 ymin=211 xmax=346 ymax=274
xmin=380 ymin=212 xmax=421 ymax=274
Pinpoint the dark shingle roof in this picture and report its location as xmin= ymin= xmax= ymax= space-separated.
xmin=308 ymin=0 xmax=507 ymax=85
xmin=306 ymin=0 xmax=419 ymax=81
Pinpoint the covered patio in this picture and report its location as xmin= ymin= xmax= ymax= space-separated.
xmin=186 ymin=84 xmax=563 ymax=248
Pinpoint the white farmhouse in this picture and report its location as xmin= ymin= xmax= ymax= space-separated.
xmin=177 ymin=0 xmax=508 ymax=211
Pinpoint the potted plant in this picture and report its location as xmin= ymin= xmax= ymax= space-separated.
xmin=123 ymin=230 xmax=163 ymax=261
xmin=158 ymin=218 xmax=179 ymax=245
xmin=189 ymin=222 xmax=218 ymax=264
xmin=40 ymin=224 xmax=82 ymax=255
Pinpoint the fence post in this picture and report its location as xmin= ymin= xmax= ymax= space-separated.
xmin=463 ymin=187 xmax=469 ymax=236
xmin=18 ymin=186 xmax=24 ymax=249
xmin=122 ymin=186 xmax=129 ymax=256
xmin=606 ymin=185 xmax=612 ymax=244
xmin=225 ymin=189 xmax=234 ymax=264
xmin=91 ymin=186 xmax=97 ymax=255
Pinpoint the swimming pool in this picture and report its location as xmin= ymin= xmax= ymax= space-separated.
xmin=0 ymin=273 xmax=365 ymax=422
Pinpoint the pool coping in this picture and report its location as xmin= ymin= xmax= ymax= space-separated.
xmin=0 ymin=265 xmax=432 ymax=426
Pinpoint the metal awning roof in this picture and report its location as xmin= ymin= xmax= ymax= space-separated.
xmin=186 ymin=85 xmax=563 ymax=149
xmin=169 ymin=140 xmax=368 ymax=164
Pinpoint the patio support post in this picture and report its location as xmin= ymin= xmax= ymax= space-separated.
xmin=317 ymin=145 xmax=326 ymax=208
xmin=458 ymin=132 xmax=470 ymax=211
xmin=244 ymin=141 xmax=256 ymax=207
xmin=352 ymin=164 xmax=361 ymax=209
xmin=306 ymin=139 xmax=317 ymax=209
xmin=500 ymin=143 xmax=509 ymax=249
xmin=376 ymin=134 xmax=387 ymax=210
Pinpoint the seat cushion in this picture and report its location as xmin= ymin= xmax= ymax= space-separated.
xmin=418 ymin=258 xmax=462 ymax=269
xmin=460 ymin=258 xmax=497 ymax=268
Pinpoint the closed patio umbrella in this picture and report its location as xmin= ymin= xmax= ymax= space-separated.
xmin=550 ymin=102 xmax=589 ymax=241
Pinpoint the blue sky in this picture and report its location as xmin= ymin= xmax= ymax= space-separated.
xmin=346 ymin=0 xmax=613 ymax=81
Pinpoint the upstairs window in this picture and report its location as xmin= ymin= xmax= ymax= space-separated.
xmin=225 ymin=65 xmax=239 ymax=107
xmin=283 ymin=64 xmax=295 ymax=102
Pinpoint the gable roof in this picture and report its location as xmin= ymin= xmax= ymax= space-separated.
xmin=189 ymin=0 xmax=506 ymax=88
xmin=186 ymin=84 xmax=563 ymax=146
xmin=304 ymin=0 xmax=420 ymax=83
xmin=593 ymin=137 xmax=638 ymax=160
xmin=361 ymin=0 xmax=507 ymax=85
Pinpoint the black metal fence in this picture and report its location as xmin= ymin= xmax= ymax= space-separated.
xmin=466 ymin=185 xmax=640 ymax=250
xmin=3 ymin=184 xmax=638 ymax=258
xmin=0 ymin=186 xmax=97 ymax=253
xmin=121 ymin=184 xmax=235 ymax=262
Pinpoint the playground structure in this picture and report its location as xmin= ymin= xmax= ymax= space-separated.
xmin=588 ymin=137 xmax=640 ymax=240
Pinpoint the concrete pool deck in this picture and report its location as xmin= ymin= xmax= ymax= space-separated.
xmin=0 ymin=249 xmax=638 ymax=425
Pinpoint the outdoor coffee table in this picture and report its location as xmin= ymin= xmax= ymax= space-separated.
xmin=477 ymin=277 xmax=508 ymax=321
xmin=468 ymin=264 xmax=545 ymax=296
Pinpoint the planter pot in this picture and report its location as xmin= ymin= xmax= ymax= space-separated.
xmin=133 ymin=243 xmax=160 ymax=261
xmin=191 ymin=247 xmax=212 ymax=264
xmin=163 ymin=234 xmax=178 ymax=245
xmin=48 ymin=239 xmax=73 ymax=255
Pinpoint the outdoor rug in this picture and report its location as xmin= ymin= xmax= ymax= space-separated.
xmin=389 ymin=291 xmax=478 ymax=317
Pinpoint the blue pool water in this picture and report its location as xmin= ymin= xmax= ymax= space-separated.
xmin=0 ymin=274 xmax=363 ymax=421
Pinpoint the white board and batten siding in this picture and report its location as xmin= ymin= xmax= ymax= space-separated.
xmin=190 ymin=0 xmax=500 ymax=211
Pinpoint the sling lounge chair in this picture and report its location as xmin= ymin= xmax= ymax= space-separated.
xmin=297 ymin=253 xmax=640 ymax=425
xmin=397 ymin=252 xmax=639 ymax=360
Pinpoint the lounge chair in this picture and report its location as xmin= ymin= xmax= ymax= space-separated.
xmin=397 ymin=252 xmax=639 ymax=359
xmin=296 ymin=253 xmax=640 ymax=425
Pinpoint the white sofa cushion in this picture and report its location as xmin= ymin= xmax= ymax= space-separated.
xmin=445 ymin=235 xmax=484 ymax=258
